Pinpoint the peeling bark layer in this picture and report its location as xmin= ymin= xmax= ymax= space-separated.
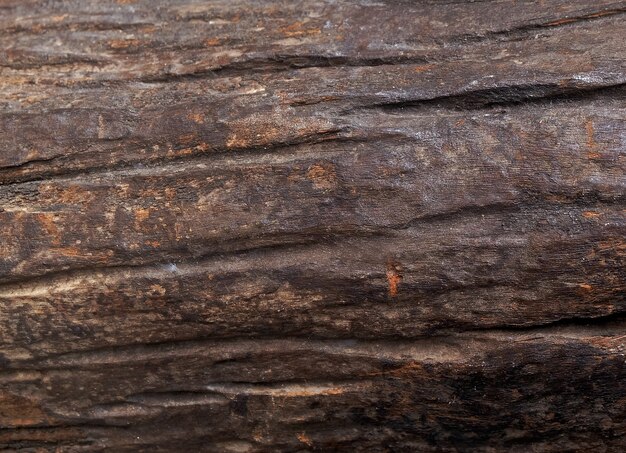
xmin=0 ymin=0 xmax=625 ymax=451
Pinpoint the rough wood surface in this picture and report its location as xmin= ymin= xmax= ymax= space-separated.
xmin=0 ymin=0 xmax=625 ymax=451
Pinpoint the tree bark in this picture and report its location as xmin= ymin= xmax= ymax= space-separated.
xmin=0 ymin=0 xmax=625 ymax=451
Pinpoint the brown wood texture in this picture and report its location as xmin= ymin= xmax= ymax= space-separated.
xmin=1 ymin=0 xmax=625 ymax=451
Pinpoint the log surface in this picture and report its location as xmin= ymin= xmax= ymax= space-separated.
xmin=0 ymin=0 xmax=625 ymax=451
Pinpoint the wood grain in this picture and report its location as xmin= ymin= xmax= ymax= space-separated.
xmin=0 ymin=0 xmax=625 ymax=451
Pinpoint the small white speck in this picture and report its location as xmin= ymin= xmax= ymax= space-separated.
xmin=572 ymin=73 xmax=604 ymax=84
xmin=164 ymin=263 xmax=178 ymax=273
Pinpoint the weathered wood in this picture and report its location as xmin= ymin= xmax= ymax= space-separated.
xmin=0 ymin=0 xmax=625 ymax=451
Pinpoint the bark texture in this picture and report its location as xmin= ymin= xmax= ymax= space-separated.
xmin=0 ymin=0 xmax=625 ymax=451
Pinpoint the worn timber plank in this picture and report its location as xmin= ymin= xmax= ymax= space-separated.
xmin=0 ymin=0 xmax=625 ymax=451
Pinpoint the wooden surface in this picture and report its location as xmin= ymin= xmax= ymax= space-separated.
xmin=0 ymin=0 xmax=625 ymax=451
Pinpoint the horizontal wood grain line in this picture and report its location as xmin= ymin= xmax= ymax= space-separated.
xmin=354 ymin=82 xmax=626 ymax=112
xmin=134 ymin=55 xmax=435 ymax=84
xmin=1 ymin=2 xmax=624 ymax=101
xmin=0 ymin=335 xmax=622 ymax=449
xmin=0 ymin=129 xmax=359 ymax=186
xmin=0 ymin=1 xmax=623 ymax=76
xmin=451 ymin=7 xmax=626 ymax=40
xmin=6 ymin=325 xmax=625 ymax=370
xmin=0 ymin=336 xmax=623 ymax=443
xmin=0 ymin=199 xmax=622 ymax=285
xmin=0 ymin=210 xmax=621 ymax=356
xmin=0 ymin=95 xmax=624 ymax=184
